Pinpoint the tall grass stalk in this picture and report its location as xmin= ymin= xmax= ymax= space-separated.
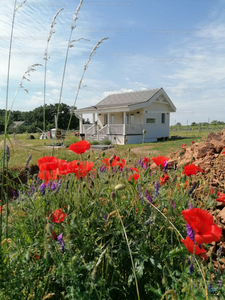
xmin=55 ymin=0 xmax=85 ymax=132
xmin=115 ymin=203 xmax=140 ymax=300
xmin=1 ymin=0 xmax=17 ymax=245
xmin=67 ymin=37 xmax=109 ymax=132
xmin=43 ymin=8 xmax=64 ymax=136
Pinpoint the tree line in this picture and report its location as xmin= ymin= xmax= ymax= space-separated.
xmin=0 ymin=103 xmax=88 ymax=133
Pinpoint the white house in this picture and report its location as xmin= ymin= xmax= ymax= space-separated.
xmin=75 ymin=88 xmax=176 ymax=145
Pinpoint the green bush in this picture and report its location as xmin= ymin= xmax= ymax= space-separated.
xmin=90 ymin=140 xmax=100 ymax=145
xmin=103 ymin=139 xmax=111 ymax=145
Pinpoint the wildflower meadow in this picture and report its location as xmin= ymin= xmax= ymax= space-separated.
xmin=1 ymin=1 xmax=225 ymax=299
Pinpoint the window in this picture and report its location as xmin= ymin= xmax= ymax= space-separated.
xmin=146 ymin=118 xmax=155 ymax=124
xmin=111 ymin=115 xmax=114 ymax=124
xmin=130 ymin=114 xmax=134 ymax=124
xmin=161 ymin=113 xmax=165 ymax=124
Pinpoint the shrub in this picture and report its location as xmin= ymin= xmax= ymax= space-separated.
xmin=103 ymin=139 xmax=111 ymax=145
xmin=90 ymin=140 xmax=100 ymax=145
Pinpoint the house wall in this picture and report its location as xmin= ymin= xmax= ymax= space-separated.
xmin=142 ymin=102 xmax=170 ymax=142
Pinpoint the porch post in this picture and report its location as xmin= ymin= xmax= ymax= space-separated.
xmin=79 ymin=114 xmax=83 ymax=134
xmin=123 ymin=111 xmax=126 ymax=135
xmin=107 ymin=112 xmax=110 ymax=134
xmin=93 ymin=113 xmax=96 ymax=132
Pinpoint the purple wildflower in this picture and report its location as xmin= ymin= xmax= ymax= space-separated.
xmin=138 ymin=155 xmax=142 ymax=166
xmin=57 ymin=233 xmax=65 ymax=253
xmin=143 ymin=162 xmax=148 ymax=170
xmin=189 ymin=262 xmax=194 ymax=275
xmin=25 ymin=153 xmax=32 ymax=168
xmin=163 ymin=160 xmax=168 ymax=172
xmin=188 ymin=202 xmax=193 ymax=209
xmin=154 ymin=181 xmax=159 ymax=199
xmin=186 ymin=223 xmax=195 ymax=241
xmin=39 ymin=183 xmax=46 ymax=195
xmin=188 ymin=182 xmax=197 ymax=196
xmin=12 ymin=190 xmax=18 ymax=199
xmin=170 ymin=200 xmax=175 ymax=209
xmin=6 ymin=145 xmax=10 ymax=162
xmin=145 ymin=190 xmax=153 ymax=203
xmin=218 ymin=280 xmax=222 ymax=287
xmin=103 ymin=214 xmax=107 ymax=220
xmin=100 ymin=166 xmax=107 ymax=172
xmin=51 ymin=182 xmax=58 ymax=191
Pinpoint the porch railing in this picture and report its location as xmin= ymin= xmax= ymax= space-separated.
xmin=85 ymin=124 xmax=96 ymax=139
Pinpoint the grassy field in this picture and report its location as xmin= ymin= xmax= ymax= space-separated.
xmin=0 ymin=130 xmax=205 ymax=169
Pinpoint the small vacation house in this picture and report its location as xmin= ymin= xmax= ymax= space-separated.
xmin=75 ymin=88 xmax=176 ymax=145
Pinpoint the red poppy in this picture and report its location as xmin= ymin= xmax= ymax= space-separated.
xmin=160 ymin=174 xmax=170 ymax=186
xmin=37 ymin=156 xmax=59 ymax=171
xmin=130 ymin=167 xmax=139 ymax=173
xmin=216 ymin=192 xmax=225 ymax=204
xmin=50 ymin=209 xmax=67 ymax=223
xmin=151 ymin=156 xmax=169 ymax=167
xmin=181 ymin=145 xmax=183 ymax=148
xmin=128 ymin=173 xmax=140 ymax=181
xmin=115 ymin=156 xmax=120 ymax=161
xmin=38 ymin=169 xmax=59 ymax=184
xmin=181 ymin=236 xmax=207 ymax=259
xmin=184 ymin=143 xmax=187 ymax=146
xmin=119 ymin=159 xmax=126 ymax=168
xmin=210 ymin=188 xmax=215 ymax=195
xmin=183 ymin=164 xmax=203 ymax=176
xmin=143 ymin=157 xmax=151 ymax=163
xmin=34 ymin=254 xmax=40 ymax=260
xmin=102 ymin=158 xmax=120 ymax=167
xmin=68 ymin=140 xmax=91 ymax=154
xmin=182 ymin=208 xmax=222 ymax=244
xmin=69 ymin=160 xmax=94 ymax=179
xmin=191 ymin=141 xmax=194 ymax=144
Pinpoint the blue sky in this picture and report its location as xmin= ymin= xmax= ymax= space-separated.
xmin=1 ymin=0 xmax=225 ymax=125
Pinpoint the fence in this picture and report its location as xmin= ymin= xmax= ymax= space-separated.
xmin=170 ymin=125 xmax=225 ymax=138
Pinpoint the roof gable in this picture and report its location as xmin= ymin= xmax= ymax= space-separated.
xmin=95 ymin=88 xmax=161 ymax=108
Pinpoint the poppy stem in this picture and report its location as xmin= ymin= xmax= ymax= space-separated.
xmin=114 ymin=203 xmax=140 ymax=300
xmin=143 ymin=196 xmax=209 ymax=299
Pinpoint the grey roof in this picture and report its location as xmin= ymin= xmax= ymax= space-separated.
xmin=95 ymin=88 xmax=161 ymax=108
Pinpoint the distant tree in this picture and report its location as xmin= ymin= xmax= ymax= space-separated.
xmin=191 ymin=122 xmax=197 ymax=126
xmin=175 ymin=122 xmax=181 ymax=126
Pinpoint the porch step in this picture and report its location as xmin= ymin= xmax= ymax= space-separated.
xmin=87 ymin=134 xmax=108 ymax=143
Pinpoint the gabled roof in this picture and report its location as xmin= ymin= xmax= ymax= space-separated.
xmin=96 ymin=88 xmax=161 ymax=108
xmin=76 ymin=88 xmax=176 ymax=113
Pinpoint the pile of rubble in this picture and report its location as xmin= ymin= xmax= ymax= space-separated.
xmin=168 ymin=130 xmax=225 ymax=272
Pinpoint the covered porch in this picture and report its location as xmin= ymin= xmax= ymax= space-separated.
xmin=78 ymin=110 xmax=143 ymax=143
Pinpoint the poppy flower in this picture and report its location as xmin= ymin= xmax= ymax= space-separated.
xmin=130 ymin=167 xmax=139 ymax=173
xmin=115 ymin=156 xmax=120 ymax=161
xmin=69 ymin=160 xmax=94 ymax=179
xmin=37 ymin=156 xmax=59 ymax=171
xmin=191 ymin=141 xmax=194 ymax=144
xmin=184 ymin=143 xmax=187 ymax=146
xmin=50 ymin=209 xmax=67 ymax=223
xmin=182 ymin=208 xmax=222 ymax=244
xmin=151 ymin=156 xmax=169 ymax=168
xmin=143 ymin=157 xmax=151 ymax=163
xmin=34 ymin=254 xmax=40 ymax=260
xmin=102 ymin=158 xmax=120 ymax=168
xmin=183 ymin=164 xmax=203 ymax=176
xmin=181 ymin=236 xmax=207 ymax=259
xmin=119 ymin=159 xmax=126 ymax=168
xmin=38 ymin=169 xmax=59 ymax=184
xmin=69 ymin=140 xmax=91 ymax=154
xmin=128 ymin=173 xmax=140 ymax=181
xmin=210 ymin=188 xmax=215 ymax=195
xmin=216 ymin=192 xmax=225 ymax=204
xmin=160 ymin=174 xmax=169 ymax=186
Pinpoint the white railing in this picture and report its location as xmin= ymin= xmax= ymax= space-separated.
xmin=99 ymin=124 xmax=109 ymax=135
xmin=82 ymin=124 xmax=92 ymax=133
xmin=109 ymin=124 xmax=124 ymax=135
xmin=85 ymin=124 xmax=96 ymax=139
xmin=125 ymin=124 xmax=142 ymax=134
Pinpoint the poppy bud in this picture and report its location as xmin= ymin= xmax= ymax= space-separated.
xmin=87 ymin=154 xmax=90 ymax=159
xmin=109 ymin=156 xmax=114 ymax=164
xmin=114 ymin=184 xmax=126 ymax=191
xmin=102 ymin=152 xmax=105 ymax=157
xmin=111 ymin=192 xmax=116 ymax=200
